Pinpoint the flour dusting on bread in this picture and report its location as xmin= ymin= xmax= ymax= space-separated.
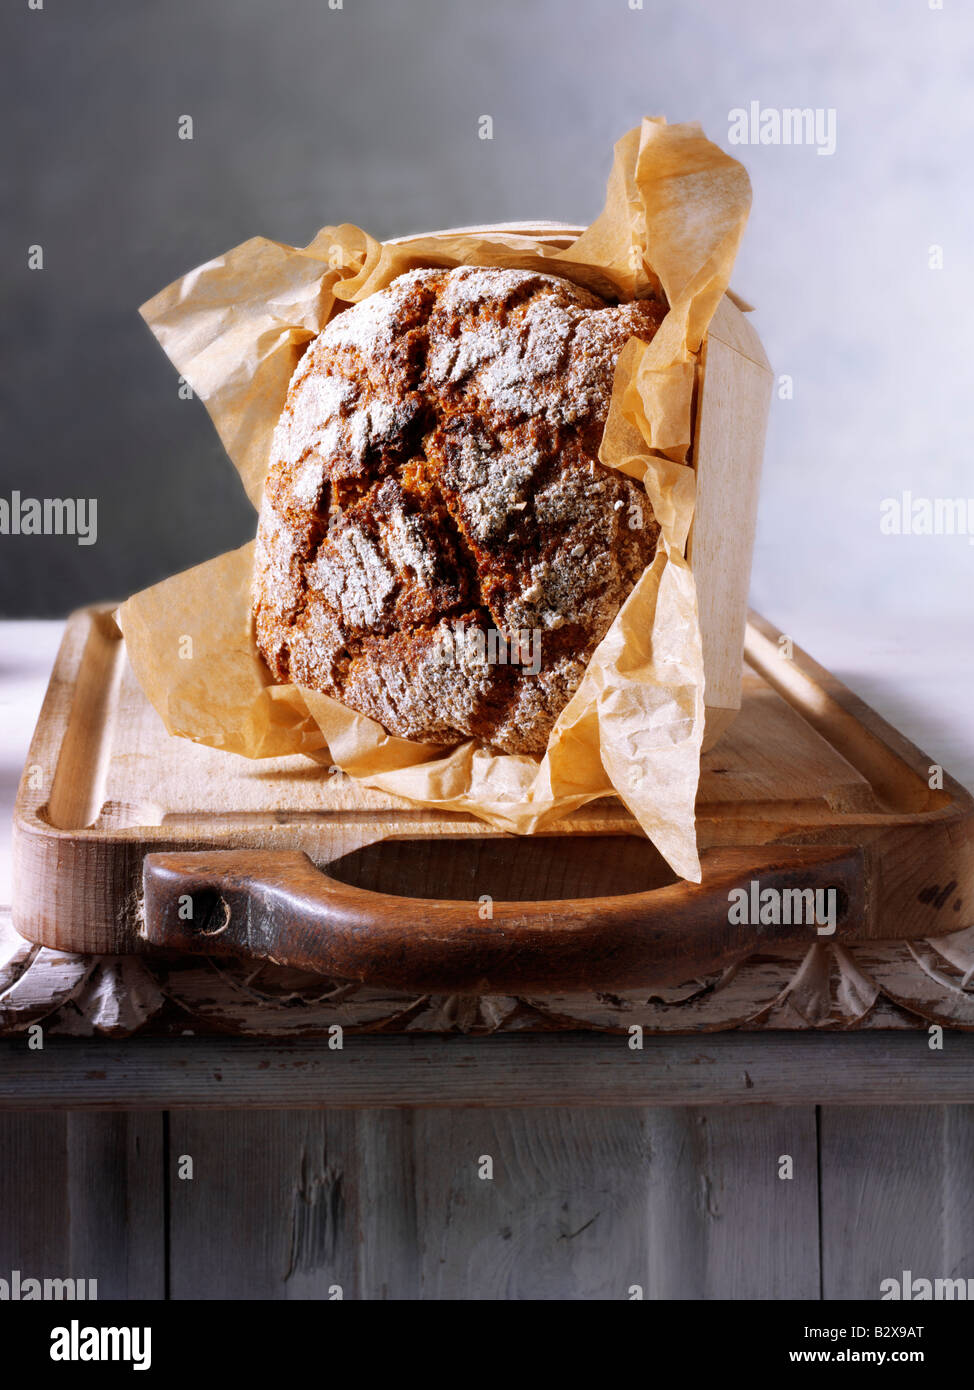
xmin=253 ymin=265 xmax=665 ymax=753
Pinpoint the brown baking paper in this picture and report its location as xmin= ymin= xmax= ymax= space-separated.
xmin=118 ymin=118 xmax=751 ymax=882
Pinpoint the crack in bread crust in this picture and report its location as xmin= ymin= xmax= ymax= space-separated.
xmin=253 ymin=265 xmax=667 ymax=753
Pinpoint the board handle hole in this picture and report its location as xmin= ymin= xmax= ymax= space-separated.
xmin=326 ymin=835 xmax=679 ymax=903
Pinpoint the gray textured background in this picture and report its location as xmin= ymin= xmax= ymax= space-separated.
xmin=1 ymin=0 xmax=972 ymax=630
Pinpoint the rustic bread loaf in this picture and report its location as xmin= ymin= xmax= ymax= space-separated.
xmin=253 ymin=265 xmax=665 ymax=754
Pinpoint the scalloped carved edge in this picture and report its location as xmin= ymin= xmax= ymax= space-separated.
xmin=4 ymin=909 xmax=974 ymax=1037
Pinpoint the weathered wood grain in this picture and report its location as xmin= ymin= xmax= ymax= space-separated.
xmin=168 ymin=1111 xmax=360 ymax=1300
xmin=65 ymin=1113 xmax=166 ymax=1298
xmin=0 ymin=1111 xmax=164 ymax=1298
xmin=411 ymin=1106 xmax=818 ymax=1299
xmin=413 ymin=1108 xmax=652 ymax=1299
xmin=167 ymin=1110 xmax=424 ymax=1300
xmin=163 ymin=1106 xmax=818 ymax=1300
xmin=819 ymin=1106 xmax=974 ymax=1299
xmin=0 ymin=1114 xmax=69 ymax=1277
xmin=644 ymin=1107 xmax=820 ymax=1299
xmin=4 ymin=1033 xmax=974 ymax=1110
xmin=353 ymin=1111 xmax=420 ymax=1299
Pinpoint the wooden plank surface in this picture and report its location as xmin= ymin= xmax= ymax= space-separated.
xmin=168 ymin=1111 xmax=361 ymax=1300
xmin=65 ymin=1113 xmax=166 ymax=1299
xmin=412 ymin=1108 xmax=651 ymax=1299
xmin=0 ymin=1112 xmax=164 ymax=1298
xmin=642 ymin=1107 xmax=820 ymax=1299
xmin=819 ymin=1106 xmax=974 ymax=1299
xmin=0 ymin=1107 xmax=819 ymax=1300
xmin=412 ymin=1106 xmax=818 ymax=1299
xmin=3 ymin=1033 xmax=974 ymax=1110
xmin=0 ymin=1114 xmax=68 ymax=1281
xmin=0 ymin=1093 xmax=962 ymax=1301
xmin=354 ymin=1111 xmax=420 ymax=1299
xmin=161 ymin=1106 xmax=821 ymax=1300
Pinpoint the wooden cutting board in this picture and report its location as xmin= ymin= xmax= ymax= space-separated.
xmin=11 ymin=606 xmax=974 ymax=994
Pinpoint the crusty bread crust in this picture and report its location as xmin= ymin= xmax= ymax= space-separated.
xmin=253 ymin=266 xmax=665 ymax=753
